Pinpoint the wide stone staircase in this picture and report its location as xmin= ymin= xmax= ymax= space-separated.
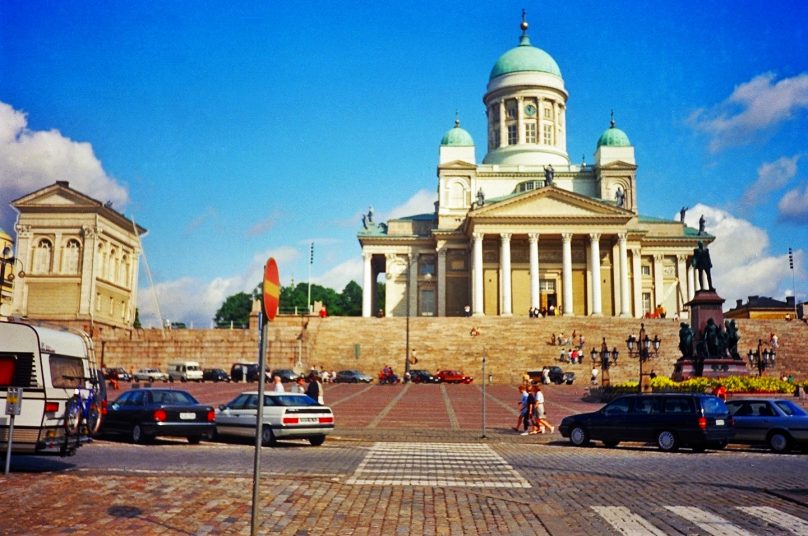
xmin=306 ymin=316 xmax=808 ymax=385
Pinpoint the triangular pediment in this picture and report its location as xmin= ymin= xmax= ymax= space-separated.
xmin=438 ymin=160 xmax=477 ymax=170
xmin=472 ymin=186 xmax=631 ymax=219
xmin=12 ymin=182 xmax=100 ymax=209
xmin=599 ymin=160 xmax=637 ymax=170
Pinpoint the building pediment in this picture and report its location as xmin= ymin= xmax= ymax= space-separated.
xmin=438 ymin=160 xmax=477 ymax=171
xmin=471 ymin=186 xmax=632 ymax=220
xmin=12 ymin=182 xmax=100 ymax=209
xmin=599 ymin=160 xmax=637 ymax=170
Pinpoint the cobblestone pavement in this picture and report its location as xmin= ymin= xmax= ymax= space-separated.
xmin=2 ymin=382 xmax=807 ymax=535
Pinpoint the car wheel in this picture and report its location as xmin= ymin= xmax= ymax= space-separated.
xmin=131 ymin=424 xmax=150 ymax=444
xmin=261 ymin=427 xmax=277 ymax=447
xmin=569 ymin=426 xmax=590 ymax=447
xmin=657 ymin=430 xmax=678 ymax=452
xmin=768 ymin=431 xmax=792 ymax=453
xmin=308 ymin=435 xmax=326 ymax=446
xmin=187 ymin=436 xmax=202 ymax=445
xmin=602 ymin=440 xmax=619 ymax=448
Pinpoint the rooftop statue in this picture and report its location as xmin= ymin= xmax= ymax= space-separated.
xmin=476 ymin=188 xmax=485 ymax=207
xmin=680 ymin=206 xmax=688 ymax=223
xmin=615 ymin=186 xmax=625 ymax=208
xmin=543 ymin=164 xmax=554 ymax=186
xmin=698 ymin=214 xmax=706 ymax=235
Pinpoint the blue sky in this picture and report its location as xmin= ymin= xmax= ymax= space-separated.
xmin=1 ymin=1 xmax=806 ymax=327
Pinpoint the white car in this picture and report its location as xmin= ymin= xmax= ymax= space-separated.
xmin=133 ymin=367 xmax=169 ymax=382
xmin=215 ymin=391 xmax=334 ymax=446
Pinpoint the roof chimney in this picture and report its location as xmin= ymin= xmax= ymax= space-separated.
xmin=786 ymin=296 xmax=795 ymax=306
xmin=56 ymin=180 xmax=69 ymax=187
xmin=736 ymin=299 xmax=743 ymax=308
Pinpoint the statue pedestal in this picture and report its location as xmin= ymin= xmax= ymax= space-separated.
xmin=687 ymin=290 xmax=725 ymax=336
xmin=673 ymin=357 xmax=749 ymax=381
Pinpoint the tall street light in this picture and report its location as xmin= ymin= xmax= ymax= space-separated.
xmin=626 ymin=323 xmax=661 ymax=393
xmin=590 ymin=337 xmax=619 ymax=387
xmin=748 ymin=339 xmax=776 ymax=376
xmin=0 ymin=245 xmax=22 ymax=315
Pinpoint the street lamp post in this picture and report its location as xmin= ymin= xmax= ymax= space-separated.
xmin=747 ymin=342 xmax=776 ymax=376
xmin=0 ymin=245 xmax=19 ymax=315
xmin=589 ymin=338 xmax=619 ymax=387
xmin=626 ymin=324 xmax=661 ymax=393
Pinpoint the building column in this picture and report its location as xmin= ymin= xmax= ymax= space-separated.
xmin=631 ymin=248 xmax=642 ymax=318
xmin=653 ymin=254 xmax=664 ymax=310
xmin=473 ymin=233 xmax=484 ymax=316
xmin=362 ymin=252 xmax=372 ymax=317
xmin=528 ymin=233 xmax=540 ymax=310
xmin=589 ymin=233 xmax=602 ymax=316
xmin=561 ymin=233 xmax=573 ymax=316
xmin=676 ymin=254 xmax=688 ymax=315
xmin=687 ymin=262 xmax=695 ymax=300
xmin=500 ymin=233 xmax=512 ymax=316
xmin=408 ymin=254 xmax=417 ymax=317
xmin=437 ymin=248 xmax=447 ymax=317
xmin=618 ymin=233 xmax=630 ymax=317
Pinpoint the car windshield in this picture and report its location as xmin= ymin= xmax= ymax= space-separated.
xmin=774 ymin=400 xmax=808 ymax=416
xmin=150 ymin=390 xmax=198 ymax=405
xmin=265 ymin=394 xmax=319 ymax=407
xmin=701 ymin=397 xmax=728 ymax=416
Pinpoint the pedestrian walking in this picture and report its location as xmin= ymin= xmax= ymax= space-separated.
xmin=530 ymin=385 xmax=555 ymax=434
xmin=513 ymin=385 xmax=529 ymax=432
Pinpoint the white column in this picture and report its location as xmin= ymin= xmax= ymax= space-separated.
xmin=408 ymin=254 xmax=417 ymax=316
xmin=473 ymin=233 xmax=484 ymax=316
xmin=528 ymin=233 xmax=540 ymax=310
xmin=500 ymin=233 xmax=512 ymax=316
xmin=676 ymin=254 xmax=688 ymax=314
xmin=589 ymin=233 xmax=602 ymax=316
xmin=687 ymin=262 xmax=696 ymax=300
xmin=653 ymin=255 xmax=664 ymax=310
xmin=618 ymin=233 xmax=630 ymax=317
xmin=362 ymin=252 xmax=373 ymax=317
xmin=561 ymin=233 xmax=573 ymax=316
xmin=437 ymin=248 xmax=446 ymax=317
xmin=631 ymin=248 xmax=642 ymax=318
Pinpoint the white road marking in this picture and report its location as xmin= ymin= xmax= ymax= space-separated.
xmin=591 ymin=506 xmax=668 ymax=536
xmin=665 ymin=506 xmax=754 ymax=536
xmin=347 ymin=442 xmax=530 ymax=487
xmin=738 ymin=506 xmax=808 ymax=535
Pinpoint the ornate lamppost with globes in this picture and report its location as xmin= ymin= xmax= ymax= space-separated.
xmin=625 ymin=323 xmax=661 ymax=393
xmin=590 ymin=337 xmax=619 ymax=387
xmin=0 ymin=245 xmax=24 ymax=316
xmin=748 ymin=339 xmax=776 ymax=376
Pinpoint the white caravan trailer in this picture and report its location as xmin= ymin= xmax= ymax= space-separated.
xmin=0 ymin=321 xmax=97 ymax=456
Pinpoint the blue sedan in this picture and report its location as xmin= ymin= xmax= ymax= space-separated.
xmin=725 ymin=398 xmax=808 ymax=453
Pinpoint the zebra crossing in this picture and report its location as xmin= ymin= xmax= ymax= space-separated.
xmin=594 ymin=505 xmax=808 ymax=535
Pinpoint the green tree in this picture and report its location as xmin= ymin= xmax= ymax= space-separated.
xmin=213 ymin=291 xmax=253 ymax=327
xmin=338 ymin=280 xmax=363 ymax=316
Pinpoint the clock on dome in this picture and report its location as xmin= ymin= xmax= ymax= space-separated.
xmin=524 ymin=103 xmax=537 ymax=116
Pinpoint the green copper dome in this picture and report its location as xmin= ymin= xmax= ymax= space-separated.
xmin=597 ymin=117 xmax=631 ymax=148
xmin=441 ymin=120 xmax=474 ymax=146
xmin=489 ymin=34 xmax=562 ymax=80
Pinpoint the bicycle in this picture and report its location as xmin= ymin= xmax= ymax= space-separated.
xmin=63 ymin=374 xmax=102 ymax=439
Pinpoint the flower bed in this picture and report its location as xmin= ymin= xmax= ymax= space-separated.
xmin=604 ymin=375 xmax=805 ymax=396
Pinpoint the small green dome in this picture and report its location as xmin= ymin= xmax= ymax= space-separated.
xmin=597 ymin=117 xmax=631 ymax=148
xmin=490 ymin=34 xmax=562 ymax=80
xmin=441 ymin=120 xmax=474 ymax=146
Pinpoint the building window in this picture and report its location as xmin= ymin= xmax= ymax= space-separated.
xmin=641 ymin=265 xmax=651 ymax=276
xmin=543 ymin=123 xmax=553 ymax=144
xmin=525 ymin=122 xmax=537 ymax=143
xmin=419 ymin=287 xmax=435 ymax=316
xmin=33 ymin=238 xmax=53 ymax=274
xmin=642 ymin=292 xmax=652 ymax=314
xmin=543 ymin=106 xmax=551 ymax=119
xmin=507 ymin=124 xmax=518 ymax=145
xmin=419 ymin=256 xmax=436 ymax=277
xmin=447 ymin=251 xmax=467 ymax=271
xmin=506 ymin=99 xmax=517 ymax=119
xmin=490 ymin=104 xmax=500 ymax=123
xmin=63 ymin=239 xmax=81 ymax=274
xmin=109 ymin=296 xmax=114 ymax=315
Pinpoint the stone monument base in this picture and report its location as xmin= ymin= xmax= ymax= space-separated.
xmin=673 ymin=357 xmax=750 ymax=381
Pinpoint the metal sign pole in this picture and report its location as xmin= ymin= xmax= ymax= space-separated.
xmin=250 ymin=312 xmax=268 ymax=536
xmin=4 ymin=415 xmax=14 ymax=475
xmin=5 ymin=387 xmax=22 ymax=475
xmin=481 ymin=348 xmax=487 ymax=439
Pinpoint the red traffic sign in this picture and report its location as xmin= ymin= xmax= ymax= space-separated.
xmin=262 ymin=258 xmax=280 ymax=321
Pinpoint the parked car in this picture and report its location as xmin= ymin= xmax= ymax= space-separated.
xmin=105 ymin=367 xmax=132 ymax=382
xmin=559 ymin=393 xmax=733 ymax=452
xmin=724 ymin=398 xmax=808 ymax=453
xmin=202 ymin=368 xmax=231 ymax=382
xmin=528 ymin=367 xmax=575 ymax=385
xmin=230 ymin=363 xmax=264 ymax=382
xmin=271 ymin=369 xmax=301 ymax=383
xmin=167 ymin=361 xmax=203 ymax=382
xmin=408 ymin=369 xmax=440 ymax=383
xmin=101 ymin=387 xmax=215 ymax=444
xmin=133 ymin=368 xmax=169 ymax=382
xmin=215 ymin=391 xmax=334 ymax=446
xmin=435 ymin=370 xmax=474 ymax=384
xmin=334 ymin=370 xmax=373 ymax=383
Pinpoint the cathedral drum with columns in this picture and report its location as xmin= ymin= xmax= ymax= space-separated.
xmin=358 ymin=14 xmax=711 ymax=319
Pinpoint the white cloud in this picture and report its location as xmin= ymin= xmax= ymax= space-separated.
xmin=0 ymin=101 xmax=129 ymax=230
xmin=315 ymin=257 xmax=363 ymax=292
xmin=685 ymin=203 xmax=799 ymax=303
xmin=778 ymin=181 xmax=808 ymax=223
xmin=137 ymin=246 xmax=299 ymax=328
xmin=386 ymin=189 xmax=437 ymax=220
xmin=740 ymin=155 xmax=799 ymax=209
xmin=687 ymin=73 xmax=808 ymax=152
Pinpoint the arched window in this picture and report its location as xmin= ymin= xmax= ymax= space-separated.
xmin=108 ymin=248 xmax=117 ymax=281
xmin=448 ymin=182 xmax=466 ymax=208
xmin=63 ymin=239 xmax=81 ymax=274
xmin=34 ymin=238 xmax=53 ymax=274
xmin=120 ymin=254 xmax=129 ymax=286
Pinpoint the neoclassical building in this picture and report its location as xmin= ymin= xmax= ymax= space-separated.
xmin=8 ymin=181 xmax=146 ymax=329
xmin=358 ymin=15 xmax=712 ymax=319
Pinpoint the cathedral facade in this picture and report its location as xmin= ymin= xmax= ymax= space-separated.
xmin=358 ymin=16 xmax=711 ymax=319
